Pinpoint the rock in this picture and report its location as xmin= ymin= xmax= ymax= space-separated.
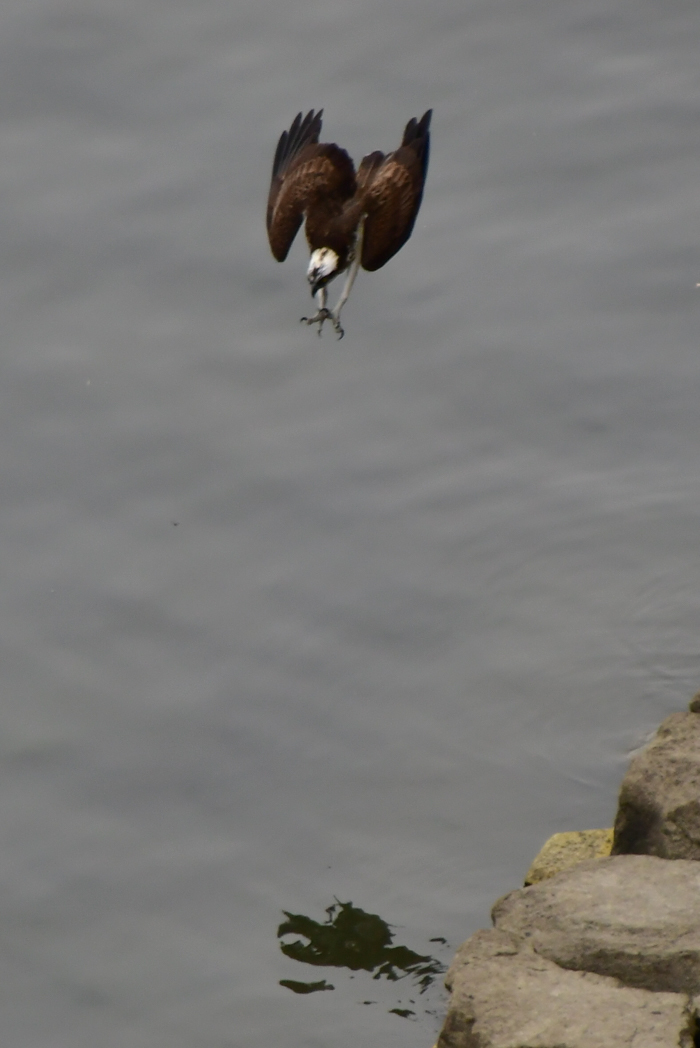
xmin=524 ymin=828 xmax=613 ymax=884
xmin=437 ymin=928 xmax=693 ymax=1048
xmin=612 ymin=709 xmax=700 ymax=859
xmin=492 ymin=854 xmax=700 ymax=994
xmin=437 ymin=695 xmax=700 ymax=1044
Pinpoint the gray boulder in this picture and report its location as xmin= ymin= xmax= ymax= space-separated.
xmin=492 ymin=853 xmax=700 ymax=993
xmin=437 ymin=928 xmax=693 ymax=1048
xmin=613 ymin=708 xmax=700 ymax=859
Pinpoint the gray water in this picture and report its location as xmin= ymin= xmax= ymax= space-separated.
xmin=1 ymin=0 xmax=699 ymax=1045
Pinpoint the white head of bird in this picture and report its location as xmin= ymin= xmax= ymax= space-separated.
xmin=307 ymin=247 xmax=340 ymax=296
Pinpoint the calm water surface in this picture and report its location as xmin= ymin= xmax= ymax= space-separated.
xmin=1 ymin=0 xmax=699 ymax=1045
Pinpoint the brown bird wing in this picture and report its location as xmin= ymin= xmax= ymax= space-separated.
xmin=267 ymin=110 xmax=356 ymax=262
xmin=359 ymin=110 xmax=432 ymax=272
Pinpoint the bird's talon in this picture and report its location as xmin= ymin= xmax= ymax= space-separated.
xmin=300 ymin=308 xmax=333 ymax=335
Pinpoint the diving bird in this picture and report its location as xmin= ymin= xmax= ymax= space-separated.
xmin=266 ymin=109 xmax=432 ymax=339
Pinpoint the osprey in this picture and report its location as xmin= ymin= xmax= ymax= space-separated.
xmin=266 ymin=109 xmax=432 ymax=339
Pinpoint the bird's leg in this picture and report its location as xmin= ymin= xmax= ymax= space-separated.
xmin=327 ymin=219 xmax=365 ymax=340
xmin=300 ymin=286 xmax=332 ymax=336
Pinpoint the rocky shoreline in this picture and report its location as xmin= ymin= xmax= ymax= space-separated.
xmin=436 ymin=695 xmax=700 ymax=1048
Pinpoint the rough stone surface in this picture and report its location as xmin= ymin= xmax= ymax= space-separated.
xmin=524 ymin=828 xmax=613 ymax=884
xmin=438 ymin=699 xmax=700 ymax=1045
xmin=492 ymin=853 xmax=700 ymax=994
xmin=613 ymin=709 xmax=700 ymax=859
xmin=437 ymin=928 xmax=693 ymax=1048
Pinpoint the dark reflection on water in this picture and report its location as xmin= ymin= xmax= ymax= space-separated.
xmin=279 ymin=978 xmax=335 ymax=995
xmin=278 ymin=900 xmax=447 ymax=1012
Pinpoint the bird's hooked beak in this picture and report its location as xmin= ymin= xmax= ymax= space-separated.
xmin=307 ymin=247 xmax=340 ymax=297
xmin=310 ymin=274 xmax=327 ymax=297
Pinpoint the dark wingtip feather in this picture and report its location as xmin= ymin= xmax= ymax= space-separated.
xmin=401 ymin=109 xmax=431 ymax=180
xmin=401 ymin=109 xmax=432 ymax=147
xmin=272 ymin=109 xmax=324 ymax=179
xmin=417 ymin=109 xmax=432 ymax=135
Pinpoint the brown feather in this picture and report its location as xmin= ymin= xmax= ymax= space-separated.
xmin=360 ymin=110 xmax=431 ymax=271
xmin=267 ymin=110 xmax=322 ymax=232
xmin=267 ymin=112 xmax=357 ymax=263
xmin=356 ymin=151 xmax=385 ymax=193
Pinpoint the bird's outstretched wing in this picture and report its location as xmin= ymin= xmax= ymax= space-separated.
xmin=359 ymin=110 xmax=432 ymax=272
xmin=267 ymin=110 xmax=356 ymax=262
